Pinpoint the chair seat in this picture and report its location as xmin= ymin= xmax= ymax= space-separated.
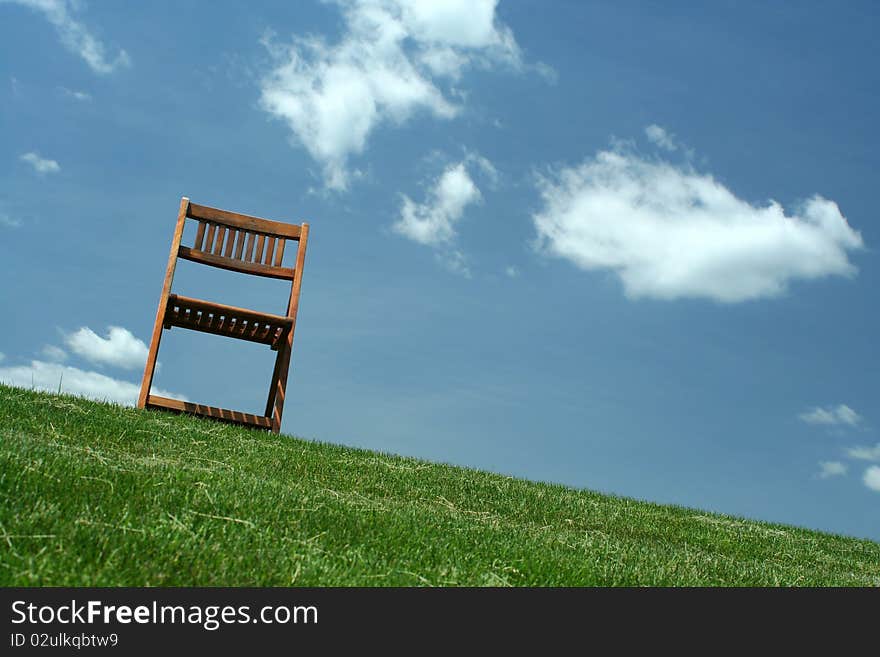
xmin=163 ymin=294 xmax=292 ymax=350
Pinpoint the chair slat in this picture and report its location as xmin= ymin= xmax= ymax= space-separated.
xmin=205 ymin=223 xmax=216 ymax=253
xmin=234 ymin=230 xmax=245 ymax=260
xmin=224 ymin=229 xmax=237 ymax=258
xmin=245 ymin=232 xmax=256 ymax=261
xmin=194 ymin=221 xmax=207 ymax=250
xmin=213 ymin=226 xmax=227 ymax=255
xmin=265 ymin=237 xmax=276 ymax=265
xmin=255 ymin=235 xmax=265 ymax=263
xmin=274 ymin=239 xmax=286 ymax=266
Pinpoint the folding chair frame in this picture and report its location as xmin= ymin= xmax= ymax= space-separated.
xmin=137 ymin=197 xmax=309 ymax=433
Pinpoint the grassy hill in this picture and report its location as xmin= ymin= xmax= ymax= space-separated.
xmin=1 ymin=384 xmax=878 ymax=586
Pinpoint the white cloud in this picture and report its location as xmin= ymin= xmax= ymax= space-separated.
xmin=505 ymin=265 xmax=519 ymax=278
xmin=799 ymin=404 xmax=862 ymax=427
xmin=533 ymin=61 xmax=558 ymax=84
xmin=20 ymin=152 xmax=60 ymax=174
xmin=259 ymin=0 xmax=521 ymax=190
xmin=818 ymin=461 xmax=847 ymax=478
xmin=392 ymin=155 xmax=497 ymax=276
xmin=863 ymin=466 xmax=880 ymax=493
xmin=645 ymin=124 xmax=677 ymax=151
xmin=465 ymin=150 xmax=499 ymax=185
xmin=436 ymin=248 xmax=471 ymax=278
xmin=846 ymin=443 xmax=880 ymax=462
xmin=40 ymin=345 xmax=68 ymax=363
xmin=0 ymin=359 xmax=185 ymax=406
xmin=64 ymin=326 xmax=148 ymax=370
xmin=532 ymin=145 xmax=863 ymax=302
xmin=2 ymin=0 xmax=130 ymax=74
xmin=393 ymin=161 xmax=481 ymax=246
xmin=396 ymin=0 xmax=517 ymax=50
xmin=1 ymin=213 xmax=22 ymax=228
xmin=61 ymin=87 xmax=92 ymax=101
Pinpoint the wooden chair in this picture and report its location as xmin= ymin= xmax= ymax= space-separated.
xmin=137 ymin=197 xmax=309 ymax=433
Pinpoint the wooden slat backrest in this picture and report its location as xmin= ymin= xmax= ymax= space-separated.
xmin=177 ymin=200 xmax=304 ymax=281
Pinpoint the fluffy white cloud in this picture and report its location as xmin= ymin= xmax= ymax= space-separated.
xmin=846 ymin=443 xmax=880 ymax=462
xmin=64 ymin=326 xmax=148 ymax=370
xmin=532 ymin=145 xmax=863 ymax=302
xmin=2 ymin=0 xmax=130 ymax=74
xmin=645 ymin=124 xmax=677 ymax=151
xmin=0 ymin=359 xmax=184 ymax=406
xmin=799 ymin=404 xmax=862 ymax=427
xmin=863 ymin=466 xmax=880 ymax=493
xmin=393 ymin=154 xmax=497 ymax=276
xmin=394 ymin=161 xmax=481 ymax=246
xmin=20 ymin=152 xmax=60 ymax=174
xmin=505 ymin=265 xmax=519 ymax=278
xmin=259 ymin=0 xmax=520 ymax=190
xmin=818 ymin=461 xmax=847 ymax=478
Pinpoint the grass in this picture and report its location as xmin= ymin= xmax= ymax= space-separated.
xmin=1 ymin=384 xmax=878 ymax=586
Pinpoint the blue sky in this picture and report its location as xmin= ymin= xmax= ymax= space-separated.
xmin=1 ymin=1 xmax=878 ymax=541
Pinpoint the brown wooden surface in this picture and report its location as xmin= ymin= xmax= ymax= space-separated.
xmin=204 ymin=223 xmax=216 ymax=253
xmin=213 ymin=226 xmax=226 ymax=255
xmin=266 ymin=237 xmax=277 ymax=265
xmin=166 ymin=294 xmax=293 ymax=325
xmin=224 ymin=229 xmax=236 ymax=258
xmin=187 ymin=202 xmax=302 ymax=240
xmin=177 ymin=246 xmax=295 ymax=280
xmin=233 ymin=229 xmax=245 ymax=259
xmin=166 ymin=295 xmax=292 ymax=323
xmin=274 ymin=238 xmax=286 ymax=267
xmin=194 ymin=221 xmax=206 ymax=250
xmin=146 ymin=395 xmax=272 ymax=429
xmin=164 ymin=294 xmax=292 ymax=349
xmin=255 ymin=234 xmax=265 ymax=264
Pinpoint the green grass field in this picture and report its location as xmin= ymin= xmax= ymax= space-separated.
xmin=1 ymin=384 xmax=878 ymax=586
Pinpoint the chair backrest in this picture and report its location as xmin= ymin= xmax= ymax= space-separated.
xmin=178 ymin=201 xmax=305 ymax=281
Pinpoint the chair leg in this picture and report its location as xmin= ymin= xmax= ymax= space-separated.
xmin=139 ymin=198 xmax=188 ymax=410
xmin=265 ymin=340 xmax=292 ymax=433
xmin=138 ymin=298 xmax=168 ymax=409
xmin=265 ymin=349 xmax=283 ymax=421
